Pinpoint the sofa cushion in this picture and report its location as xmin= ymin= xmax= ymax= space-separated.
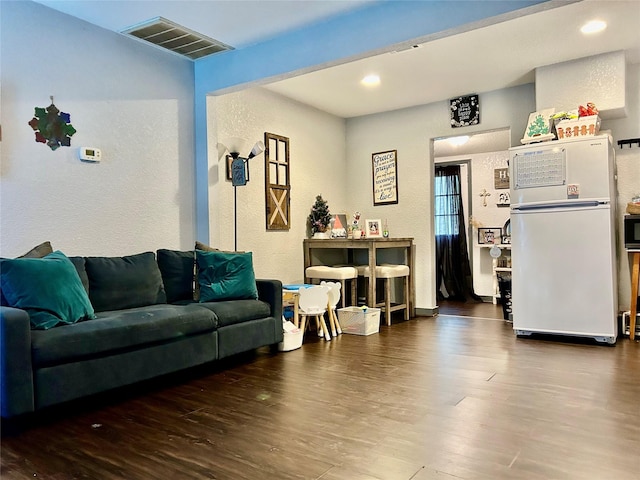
xmin=0 ymin=251 xmax=96 ymax=330
xmin=19 ymin=241 xmax=54 ymax=258
xmin=1 ymin=241 xmax=55 ymax=306
xmin=68 ymin=256 xmax=90 ymax=294
xmin=156 ymin=249 xmax=195 ymax=303
xmin=30 ymin=304 xmax=218 ymax=368
xmin=197 ymin=299 xmax=271 ymax=327
xmin=196 ymin=250 xmax=258 ymax=302
xmin=85 ymin=252 xmax=166 ymax=312
xmin=193 ymin=242 xmax=246 ymax=300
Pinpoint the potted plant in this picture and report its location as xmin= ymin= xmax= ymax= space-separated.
xmin=308 ymin=195 xmax=331 ymax=238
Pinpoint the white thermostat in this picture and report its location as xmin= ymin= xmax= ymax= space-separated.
xmin=79 ymin=147 xmax=101 ymax=162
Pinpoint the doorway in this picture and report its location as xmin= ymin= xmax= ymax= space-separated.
xmin=432 ymin=129 xmax=511 ymax=319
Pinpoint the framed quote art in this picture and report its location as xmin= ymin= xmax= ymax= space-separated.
xmin=372 ymin=150 xmax=398 ymax=206
xmin=450 ymin=94 xmax=480 ymax=128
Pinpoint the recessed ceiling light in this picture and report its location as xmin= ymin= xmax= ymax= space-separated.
xmin=448 ymin=136 xmax=469 ymax=147
xmin=580 ymin=20 xmax=606 ymax=34
xmin=361 ymin=74 xmax=381 ymax=87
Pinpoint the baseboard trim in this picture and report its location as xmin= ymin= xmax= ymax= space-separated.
xmin=416 ymin=307 xmax=438 ymax=317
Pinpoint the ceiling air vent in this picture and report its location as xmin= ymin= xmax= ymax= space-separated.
xmin=121 ymin=17 xmax=233 ymax=60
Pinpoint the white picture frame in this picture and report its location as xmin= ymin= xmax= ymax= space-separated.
xmin=365 ymin=219 xmax=382 ymax=238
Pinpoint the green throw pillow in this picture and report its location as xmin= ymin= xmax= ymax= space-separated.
xmin=196 ymin=250 xmax=258 ymax=302
xmin=0 ymin=251 xmax=96 ymax=330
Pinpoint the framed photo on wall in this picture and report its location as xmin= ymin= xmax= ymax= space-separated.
xmin=365 ymin=219 xmax=383 ymax=238
xmin=478 ymin=227 xmax=502 ymax=245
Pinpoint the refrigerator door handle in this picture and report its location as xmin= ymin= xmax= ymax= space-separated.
xmin=512 ymin=200 xmax=607 ymax=212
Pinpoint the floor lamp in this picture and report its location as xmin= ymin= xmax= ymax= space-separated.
xmin=228 ymin=140 xmax=265 ymax=251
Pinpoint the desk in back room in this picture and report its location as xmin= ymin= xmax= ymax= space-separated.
xmin=303 ymin=238 xmax=415 ymax=317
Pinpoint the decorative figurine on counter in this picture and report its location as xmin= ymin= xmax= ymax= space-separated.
xmin=578 ymin=102 xmax=598 ymax=117
xmin=382 ymin=219 xmax=389 ymax=238
xmin=352 ymin=211 xmax=362 ymax=239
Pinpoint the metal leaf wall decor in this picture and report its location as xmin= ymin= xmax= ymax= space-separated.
xmin=28 ymin=96 xmax=76 ymax=151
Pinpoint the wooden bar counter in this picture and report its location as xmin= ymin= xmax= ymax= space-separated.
xmin=303 ymin=238 xmax=415 ymax=317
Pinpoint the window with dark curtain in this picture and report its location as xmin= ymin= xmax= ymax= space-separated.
xmin=434 ymin=165 xmax=480 ymax=302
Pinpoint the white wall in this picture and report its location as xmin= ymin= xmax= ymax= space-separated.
xmin=0 ymin=1 xmax=195 ymax=258
xmin=345 ymin=84 xmax=536 ymax=311
xmin=207 ymin=88 xmax=347 ymax=283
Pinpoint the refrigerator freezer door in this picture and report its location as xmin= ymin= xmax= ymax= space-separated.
xmin=510 ymin=136 xmax=613 ymax=207
xmin=511 ymin=204 xmax=617 ymax=342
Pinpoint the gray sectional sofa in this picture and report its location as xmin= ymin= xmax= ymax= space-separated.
xmin=0 ymin=247 xmax=283 ymax=418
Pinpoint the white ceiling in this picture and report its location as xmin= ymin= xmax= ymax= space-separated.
xmin=34 ymin=0 xmax=640 ymax=119
xmin=32 ymin=0 xmax=373 ymax=50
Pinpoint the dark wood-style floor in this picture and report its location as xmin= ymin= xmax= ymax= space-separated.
xmin=2 ymin=303 xmax=640 ymax=480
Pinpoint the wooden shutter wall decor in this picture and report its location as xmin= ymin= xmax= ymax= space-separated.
xmin=264 ymin=132 xmax=291 ymax=230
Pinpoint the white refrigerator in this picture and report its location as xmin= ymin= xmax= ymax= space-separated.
xmin=509 ymin=134 xmax=618 ymax=344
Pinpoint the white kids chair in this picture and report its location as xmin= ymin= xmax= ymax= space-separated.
xmin=321 ymin=281 xmax=343 ymax=337
xmin=297 ymin=285 xmax=331 ymax=341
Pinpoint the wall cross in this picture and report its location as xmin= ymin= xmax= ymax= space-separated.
xmin=479 ymin=188 xmax=491 ymax=207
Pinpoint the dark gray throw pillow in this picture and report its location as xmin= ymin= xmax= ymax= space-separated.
xmin=68 ymin=256 xmax=90 ymax=294
xmin=84 ymin=252 xmax=166 ymax=312
xmin=156 ymin=249 xmax=195 ymax=303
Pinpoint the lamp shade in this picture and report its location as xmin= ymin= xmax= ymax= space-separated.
xmin=248 ymin=141 xmax=265 ymax=159
xmin=220 ymin=137 xmax=248 ymax=157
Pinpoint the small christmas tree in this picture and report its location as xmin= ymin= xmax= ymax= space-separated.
xmin=308 ymin=195 xmax=331 ymax=234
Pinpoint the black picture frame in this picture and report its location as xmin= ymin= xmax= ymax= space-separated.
xmin=478 ymin=227 xmax=502 ymax=245
xmin=450 ymin=94 xmax=480 ymax=128
xmin=372 ymin=150 xmax=398 ymax=206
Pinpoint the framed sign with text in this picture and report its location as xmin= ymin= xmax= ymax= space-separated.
xmin=450 ymin=94 xmax=480 ymax=128
xmin=494 ymin=168 xmax=509 ymax=189
xmin=372 ymin=150 xmax=398 ymax=206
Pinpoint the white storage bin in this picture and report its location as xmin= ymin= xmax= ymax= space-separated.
xmin=278 ymin=320 xmax=303 ymax=351
xmin=337 ymin=307 xmax=381 ymax=335
xmin=278 ymin=329 xmax=303 ymax=351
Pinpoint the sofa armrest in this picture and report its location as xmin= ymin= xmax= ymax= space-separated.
xmin=0 ymin=306 xmax=35 ymax=418
xmin=256 ymin=279 xmax=283 ymax=320
xmin=256 ymin=279 xmax=284 ymax=344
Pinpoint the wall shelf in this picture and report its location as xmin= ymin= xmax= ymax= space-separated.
xmin=617 ymin=138 xmax=640 ymax=149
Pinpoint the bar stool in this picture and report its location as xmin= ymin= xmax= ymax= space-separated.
xmin=357 ymin=264 xmax=410 ymax=325
xmin=305 ymin=266 xmax=357 ymax=308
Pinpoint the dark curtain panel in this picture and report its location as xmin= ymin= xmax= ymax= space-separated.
xmin=434 ymin=165 xmax=480 ymax=302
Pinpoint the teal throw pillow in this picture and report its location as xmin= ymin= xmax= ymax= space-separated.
xmin=196 ymin=250 xmax=258 ymax=302
xmin=0 ymin=251 xmax=96 ymax=330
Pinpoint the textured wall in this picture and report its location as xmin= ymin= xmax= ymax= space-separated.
xmin=536 ymin=51 xmax=627 ymax=118
xmin=207 ymin=88 xmax=347 ymax=284
xmin=0 ymin=1 xmax=195 ymax=258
